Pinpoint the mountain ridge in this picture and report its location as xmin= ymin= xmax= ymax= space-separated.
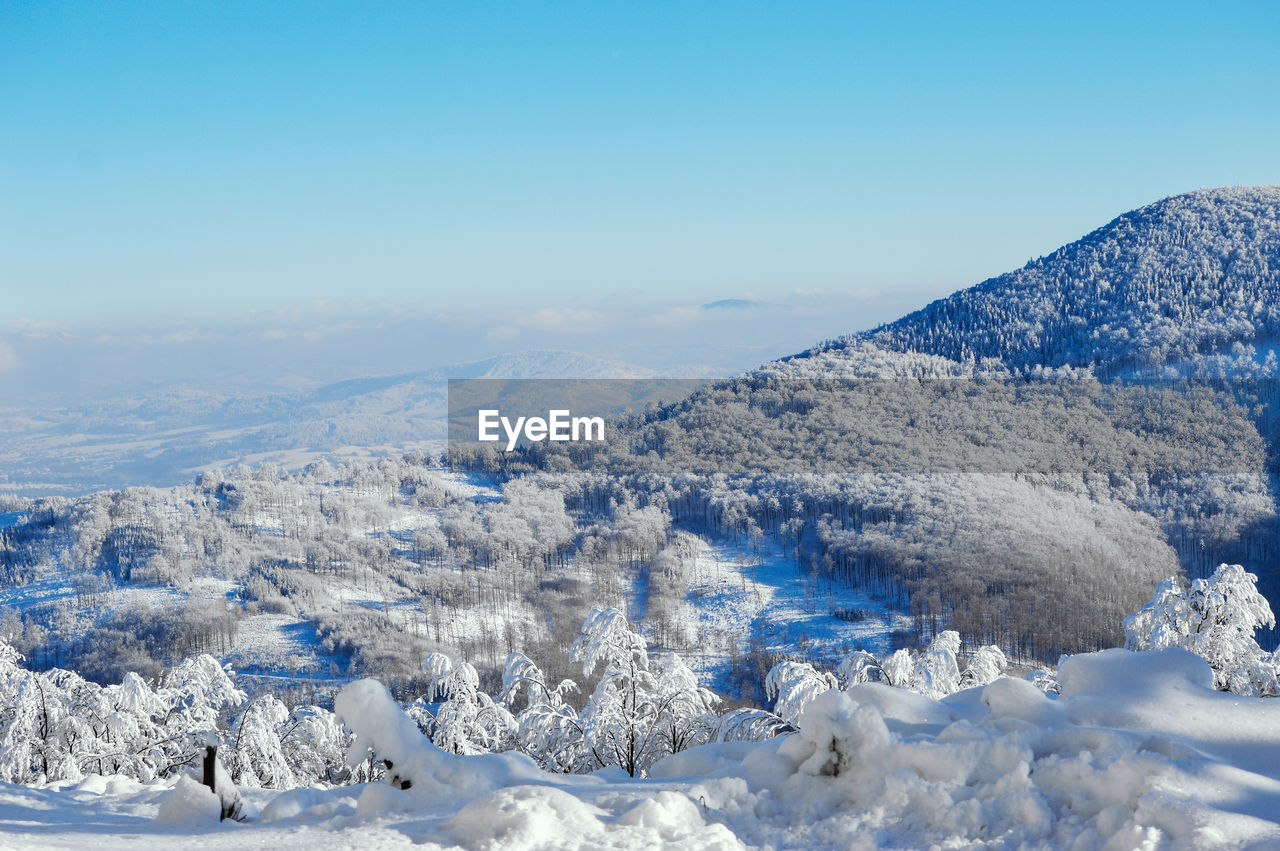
xmin=786 ymin=185 xmax=1280 ymax=376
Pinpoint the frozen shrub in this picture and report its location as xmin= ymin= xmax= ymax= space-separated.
xmin=1124 ymin=563 xmax=1279 ymax=696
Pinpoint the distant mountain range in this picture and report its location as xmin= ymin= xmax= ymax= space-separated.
xmin=0 ymin=350 xmax=664 ymax=497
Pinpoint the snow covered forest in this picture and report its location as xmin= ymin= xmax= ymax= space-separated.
xmin=0 ymin=562 xmax=1277 ymax=847
xmin=805 ymin=186 xmax=1280 ymax=376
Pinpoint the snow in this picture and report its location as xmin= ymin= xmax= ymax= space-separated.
xmin=225 ymin=613 xmax=338 ymax=678
xmin=1 ymin=646 xmax=1277 ymax=848
xmin=152 ymin=774 xmax=221 ymax=826
xmin=677 ymin=537 xmax=911 ymax=690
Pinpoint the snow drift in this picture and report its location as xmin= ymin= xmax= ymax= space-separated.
xmin=1 ymin=646 xmax=1277 ymax=848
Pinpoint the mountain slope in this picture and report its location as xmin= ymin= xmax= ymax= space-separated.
xmin=796 ymin=186 xmax=1280 ymax=375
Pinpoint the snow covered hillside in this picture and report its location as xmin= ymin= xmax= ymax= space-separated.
xmin=673 ymin=536 xmax=910 ymax=692
xmin=790 ymin=185 xmax=1280 ymax=376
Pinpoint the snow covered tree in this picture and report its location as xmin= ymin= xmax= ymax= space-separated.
xmin=154 ymin=654 xmax=247 ymax=776
xmin=961 ymin=644 xmax=1009 ymax=688
xmin=1124 ymin=563 xmax=1280 ymax=696
xmin=0 ymin=663 xmax=78 ymax=783
xmin=836 ymin=650 xmax=884 ymax=687
xmin=911 ymin=631 xmax=962 ymax=698
xmin=648 ymin=650 xmax=720 ymax=756
xmin=83 ymin=671 xmax=168 ymax=780
xmin=425 ymin=655 xmax=516 ymax=755
xmin=877 ymin=632 xmax=964 ymax=698
xmin=225 ymin=694 xmax=296 ymax=788
xmin=278 ymin=705 xmax=349 ymax=784
xmin=573 ymin=608 xmax=717 ymax=776
xmin=879 ymin=649 xmax=915 ymax=690
xmin=710 ymin=707 xmax=793 ymax=741
xmin=764 ymin=660 xmax=838 ymax=726
xmin=500 ymin=651 xmax=585 ymax=773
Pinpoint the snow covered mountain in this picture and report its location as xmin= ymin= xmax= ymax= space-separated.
xmin=789 ymin=186 xmax=1280 ymax=376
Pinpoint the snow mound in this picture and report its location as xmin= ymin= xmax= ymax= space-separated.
xmin=258 ymin=786 xmax=357 ymax=824
xmin=333 ymin=678 xmax=573 ymax=812
xmin=446 ymin=785 xmax=606 ymax=849
xmin=152 ymin=775 xmax=221 ymax=827
xmin=679 ymin=648 xmax=1280 ymax=849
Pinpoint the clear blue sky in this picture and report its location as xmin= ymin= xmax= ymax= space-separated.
xmin=3 ymin=1 xmax=1279 ymax=325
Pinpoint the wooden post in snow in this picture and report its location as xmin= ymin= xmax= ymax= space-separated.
xmin=202 ymin=745 xmax=218 ymax=797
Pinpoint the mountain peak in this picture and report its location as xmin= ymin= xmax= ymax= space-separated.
xmin=808 ymin=185 xmax=1280 ymax=375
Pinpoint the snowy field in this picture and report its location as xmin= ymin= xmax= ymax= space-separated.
xmin=678 ymin=538 xmax=911 ymax=690
xmin=2 ymin=647 xmax=1277 ymax=849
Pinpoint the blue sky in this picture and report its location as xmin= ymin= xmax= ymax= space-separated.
xmin=3 ymin=1 xmax=1279 ymax=327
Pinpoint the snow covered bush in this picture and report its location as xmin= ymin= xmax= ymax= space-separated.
xmin=765 ymin=661 xmax=838 ymax=726
xmin=1124 ymin=563 xmax=1279 ymax=696
xmin=831 ymin=631 xmax=1008 ymax=703
xmin=572 ymin=608 xmax=719 ymax=776
xmin=500 ymin=651 xmax=586 ymax=773
xmin=960 ymin=644 xmax=1009 ymax=688
xmin=425 ymin=654 xmax=517 ymax=755
xmin=908 ymin=630 xmax=963 ymax=698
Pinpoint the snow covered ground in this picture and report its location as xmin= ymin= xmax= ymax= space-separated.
xmin=6 ymin=646 xmax=1274 ymax=849
xmin=678 ymin=538 xmax=911 ymax=690
xmin=224 ymin=612 xmax=345 ymax=679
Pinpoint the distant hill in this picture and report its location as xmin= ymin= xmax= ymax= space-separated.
xmin=0 ymin=350 xmax=661 ymax=496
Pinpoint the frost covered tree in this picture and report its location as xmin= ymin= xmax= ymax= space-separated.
xmin=572 ymin=608 xmax=718 ymax=776
xmin=1124 ymin=563 xmax=1280 ymax=696
xmin=960 ymin=645 xmax=1009 ymax=688
xmin=864 ymin=633 xmax=971 ymax=698
xmin=425 ymin=654 xmax=516 ymax=755
xmin=225 ymin=694 xmax=296 ymax=788
xmin=879 ymin=649 xmax=915 ymax=690
xmin=710 ymin=707 xmax=793 ymax=741
xmin=648 ymin=650 xmax=721 ymax=755
xmin=784 ymin=634 xmax=1008 ymax=710
xmin=0 ymin=640 xmax=255 ymax=785
xmin=278 ymin=705 xmax=349 ymax=784
xmin=80 ymin=671 xmax=169 ymax=780
xmin=764 ymin=660 xmax=838 ymax=726
xmin=154 ymin=655 xmax=248 ymax=775
xmin=0 ymin=658 xmax=78 ymax=783
xmin=910 ymin=631 xmax=962 ymax=698
xmin=500 ymin=651 xmax=585 ymax=773
xmin=835 ymin=650 xmax=884 ymax=687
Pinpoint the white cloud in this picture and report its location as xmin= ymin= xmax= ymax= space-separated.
xmin=511 ymin=307 xmax=604 ymax=332
xmin=646 ymin=305 xmax=705 ymax=326
xmin=485 ymin=325 xmax=520 ymax=342
xmin=0 ymin=339 xmax=19 ymax=372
